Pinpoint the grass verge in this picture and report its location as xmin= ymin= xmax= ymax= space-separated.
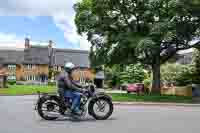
xmin=111 ymin=93 xmax=192 ymax=103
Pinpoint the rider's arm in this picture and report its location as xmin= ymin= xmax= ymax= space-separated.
xmin=71 ymin=80 xmax=83 ymax=88
xmin=63 ymin=75 xmax=82 ymax=92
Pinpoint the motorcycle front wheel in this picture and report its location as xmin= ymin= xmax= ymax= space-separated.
xmin=88 ymin=97 xmax=113 ymax=120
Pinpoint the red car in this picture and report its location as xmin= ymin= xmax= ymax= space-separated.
xmin=127 ymin=83 xmax=144 ymax=94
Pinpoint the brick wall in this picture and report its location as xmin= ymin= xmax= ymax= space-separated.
xmin=16 ymin=64 xmax=49 ymax=81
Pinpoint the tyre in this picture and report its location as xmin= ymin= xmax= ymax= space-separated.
xmin=37 ymin=96 xmax=61 ymax=120
xmin=89 ymin=97 xmax=113 ymax=120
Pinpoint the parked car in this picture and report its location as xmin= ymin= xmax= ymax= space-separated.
xmin=127 ymin=83 xmax=144 ymax=94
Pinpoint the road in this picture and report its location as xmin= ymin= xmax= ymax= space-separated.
xmin=0 ymin=96 xmax=200 ymax=133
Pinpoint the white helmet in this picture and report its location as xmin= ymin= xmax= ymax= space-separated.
xmin=64 ymin=62 xmax=75 ymax=71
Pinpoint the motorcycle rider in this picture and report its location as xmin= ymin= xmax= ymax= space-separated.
xmin=57 ymin=62 xmax=83 ymax=115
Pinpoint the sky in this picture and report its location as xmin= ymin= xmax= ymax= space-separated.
xmin=0 ymin=0 xmax=91 ymax=50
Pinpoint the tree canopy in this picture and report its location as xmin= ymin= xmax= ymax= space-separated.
xmin=74 ymin=0 xmax=200 ymax=93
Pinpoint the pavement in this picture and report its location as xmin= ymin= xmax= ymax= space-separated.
xmin=0 ymin=95 xmax=200 ymax=133
xmin=113 ymin=101 xmax=200 ymax=107
xmin=105 ymin=90 xmax=127 ymax=94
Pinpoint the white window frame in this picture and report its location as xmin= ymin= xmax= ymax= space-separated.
xmin=7 ymin=75 xmax=16 ymax=80
xmin=8 ymin=65 xmax=16 ymax=70
xmin=25 ymin=64 xmax=33 ymax=70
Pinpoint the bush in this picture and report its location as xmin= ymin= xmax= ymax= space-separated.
xmin=175 ymin=65 xmax=193 ymax=86
xmin=119 ymin=64 xmax=146 ymax=84
xmin=161 ymin=63 xmax=193 ymax=86
xmin=7 ymin=80 xmax=16 ymax=85
xmin=143 ymin=79 xmax=151 ymax=94
xmin=104 ymin=64 xmax=147 ymax=89
xmin=192 ymin=48 xmax=200 ymax=84
xmin=48 ymin=81 xmax=56 ymax=86
xmin=143 ymin=79 xmax=151 ymax=88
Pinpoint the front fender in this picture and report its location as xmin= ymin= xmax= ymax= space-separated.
xmin=93 ymin=92 xmax=112 ymax=101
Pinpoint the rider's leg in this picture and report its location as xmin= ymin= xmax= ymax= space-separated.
xmin=57 ymin=88 xmax=65 ymax=103
xmin=71 ymin=92 xmax=81 ymax=113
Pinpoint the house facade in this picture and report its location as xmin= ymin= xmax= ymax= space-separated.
xmin=176 ymin=49 xmax=193 ymax=65
xmin=0 ymin=38 xmax=92 ymax=82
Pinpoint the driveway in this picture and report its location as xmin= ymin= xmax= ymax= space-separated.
xmin=0 ymin=96 xmax=200 ymax=133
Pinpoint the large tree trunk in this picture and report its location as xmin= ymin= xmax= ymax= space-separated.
xmin=151 ymin=56 xmax=161 ymax=94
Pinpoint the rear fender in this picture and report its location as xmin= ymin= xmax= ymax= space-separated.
xmin=35 ymin=94 xmax=61 ymax=110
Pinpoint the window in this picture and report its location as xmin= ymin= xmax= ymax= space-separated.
xmin=25 ymin=64 xmax=33 ymax=70
xmin=25 ymin=75 xmax=36 ymax=81
xmin=32 ymin=75 xmax=36 ymax=81
xmin=8 ymin=65 xmax=16 ymax=70
xmin=7 ymin=74 xmax=16 ymax=80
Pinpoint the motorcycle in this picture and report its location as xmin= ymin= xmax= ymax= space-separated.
xmin=34 ymin=83 xmax=113 ymax=120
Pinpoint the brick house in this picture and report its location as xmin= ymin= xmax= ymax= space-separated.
xmin=0 ymin=38 xmax=92 ymax=83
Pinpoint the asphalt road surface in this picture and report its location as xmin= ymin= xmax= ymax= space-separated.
xmin=0 ymin=96 xmax=200 ymax=133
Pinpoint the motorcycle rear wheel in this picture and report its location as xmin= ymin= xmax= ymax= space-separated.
xmin=37 ymin=97 xmax=62 ymax=120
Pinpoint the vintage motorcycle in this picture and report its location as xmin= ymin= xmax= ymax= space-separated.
xmin=35 ymin=83 xmax=113 ymax=120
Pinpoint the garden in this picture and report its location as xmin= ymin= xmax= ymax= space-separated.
xmin=103 ymin=48 xmax=200 ymax=98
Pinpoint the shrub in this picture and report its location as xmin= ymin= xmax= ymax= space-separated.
xmin=48 ymin=81 xmax=56 ymax=86
xmin=104 ymin=64 xmax=146 ymax=89
xmin=7 ymin=80 xmax=16 ymax=85
xmin=161 ymin=63 xmax=180 ymax=84
xmin=143 ymin=79 xmax=151 ymax=94
xmin=143 ymin=79 xmax=151 ymax=88
xmin=161 ymin=63 xmax=193 ymax=86
xmin=175 ymin=65 xmax=193 ymax=86
xmin=192 ymin=48 xmax=200 ymax=84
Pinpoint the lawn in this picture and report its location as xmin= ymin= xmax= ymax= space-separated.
xmin=0 ymin=85 xmax=57 ymax=95
xmin=111 ymin=93 xmax=192 ymax=103
xmin=0 ymin=85 xmax=192 ymax=103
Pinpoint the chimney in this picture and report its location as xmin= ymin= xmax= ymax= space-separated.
xmin=25 ymin=38 xmax=30 ymax=48
xmin=48 ymin=40 xmax=53 ymax=48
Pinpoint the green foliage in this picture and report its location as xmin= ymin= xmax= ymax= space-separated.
xmin=191 ymin=48 xmax=200 ymax=84
xmin=175 ymin=65 xmax=193 ymax=86
xmin=143 ymin=78 xmax=151 ymax=94
xmin=124 ymin=64 xmax=146 ymax=84
xmin=48 ymin=68 xmax=60 ymax=80
xmin=48 ymin=81 xmax=57 ymax=86
xmin=75 ymin=0 xmax=199 ymax=66
xmin=7 ymin=80 xmax=16 ymax=85
xmin=161 ymin=63 xmax=193 ymax=86
xmin=105 ymin=64 xmax=146 ymax=87
xmin=48 ymin=69 xmax=53 ymax=79
xmin=104 ymin=65 xmax=121 ymax=87
xmin=161 ymin=63 xmax=181 ymax=83
xmin=143 ymin=79 xmax=151 ymax=89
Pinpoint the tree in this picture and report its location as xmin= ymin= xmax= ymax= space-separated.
xmin=74 ymin=0 xmax=200 ymax=94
